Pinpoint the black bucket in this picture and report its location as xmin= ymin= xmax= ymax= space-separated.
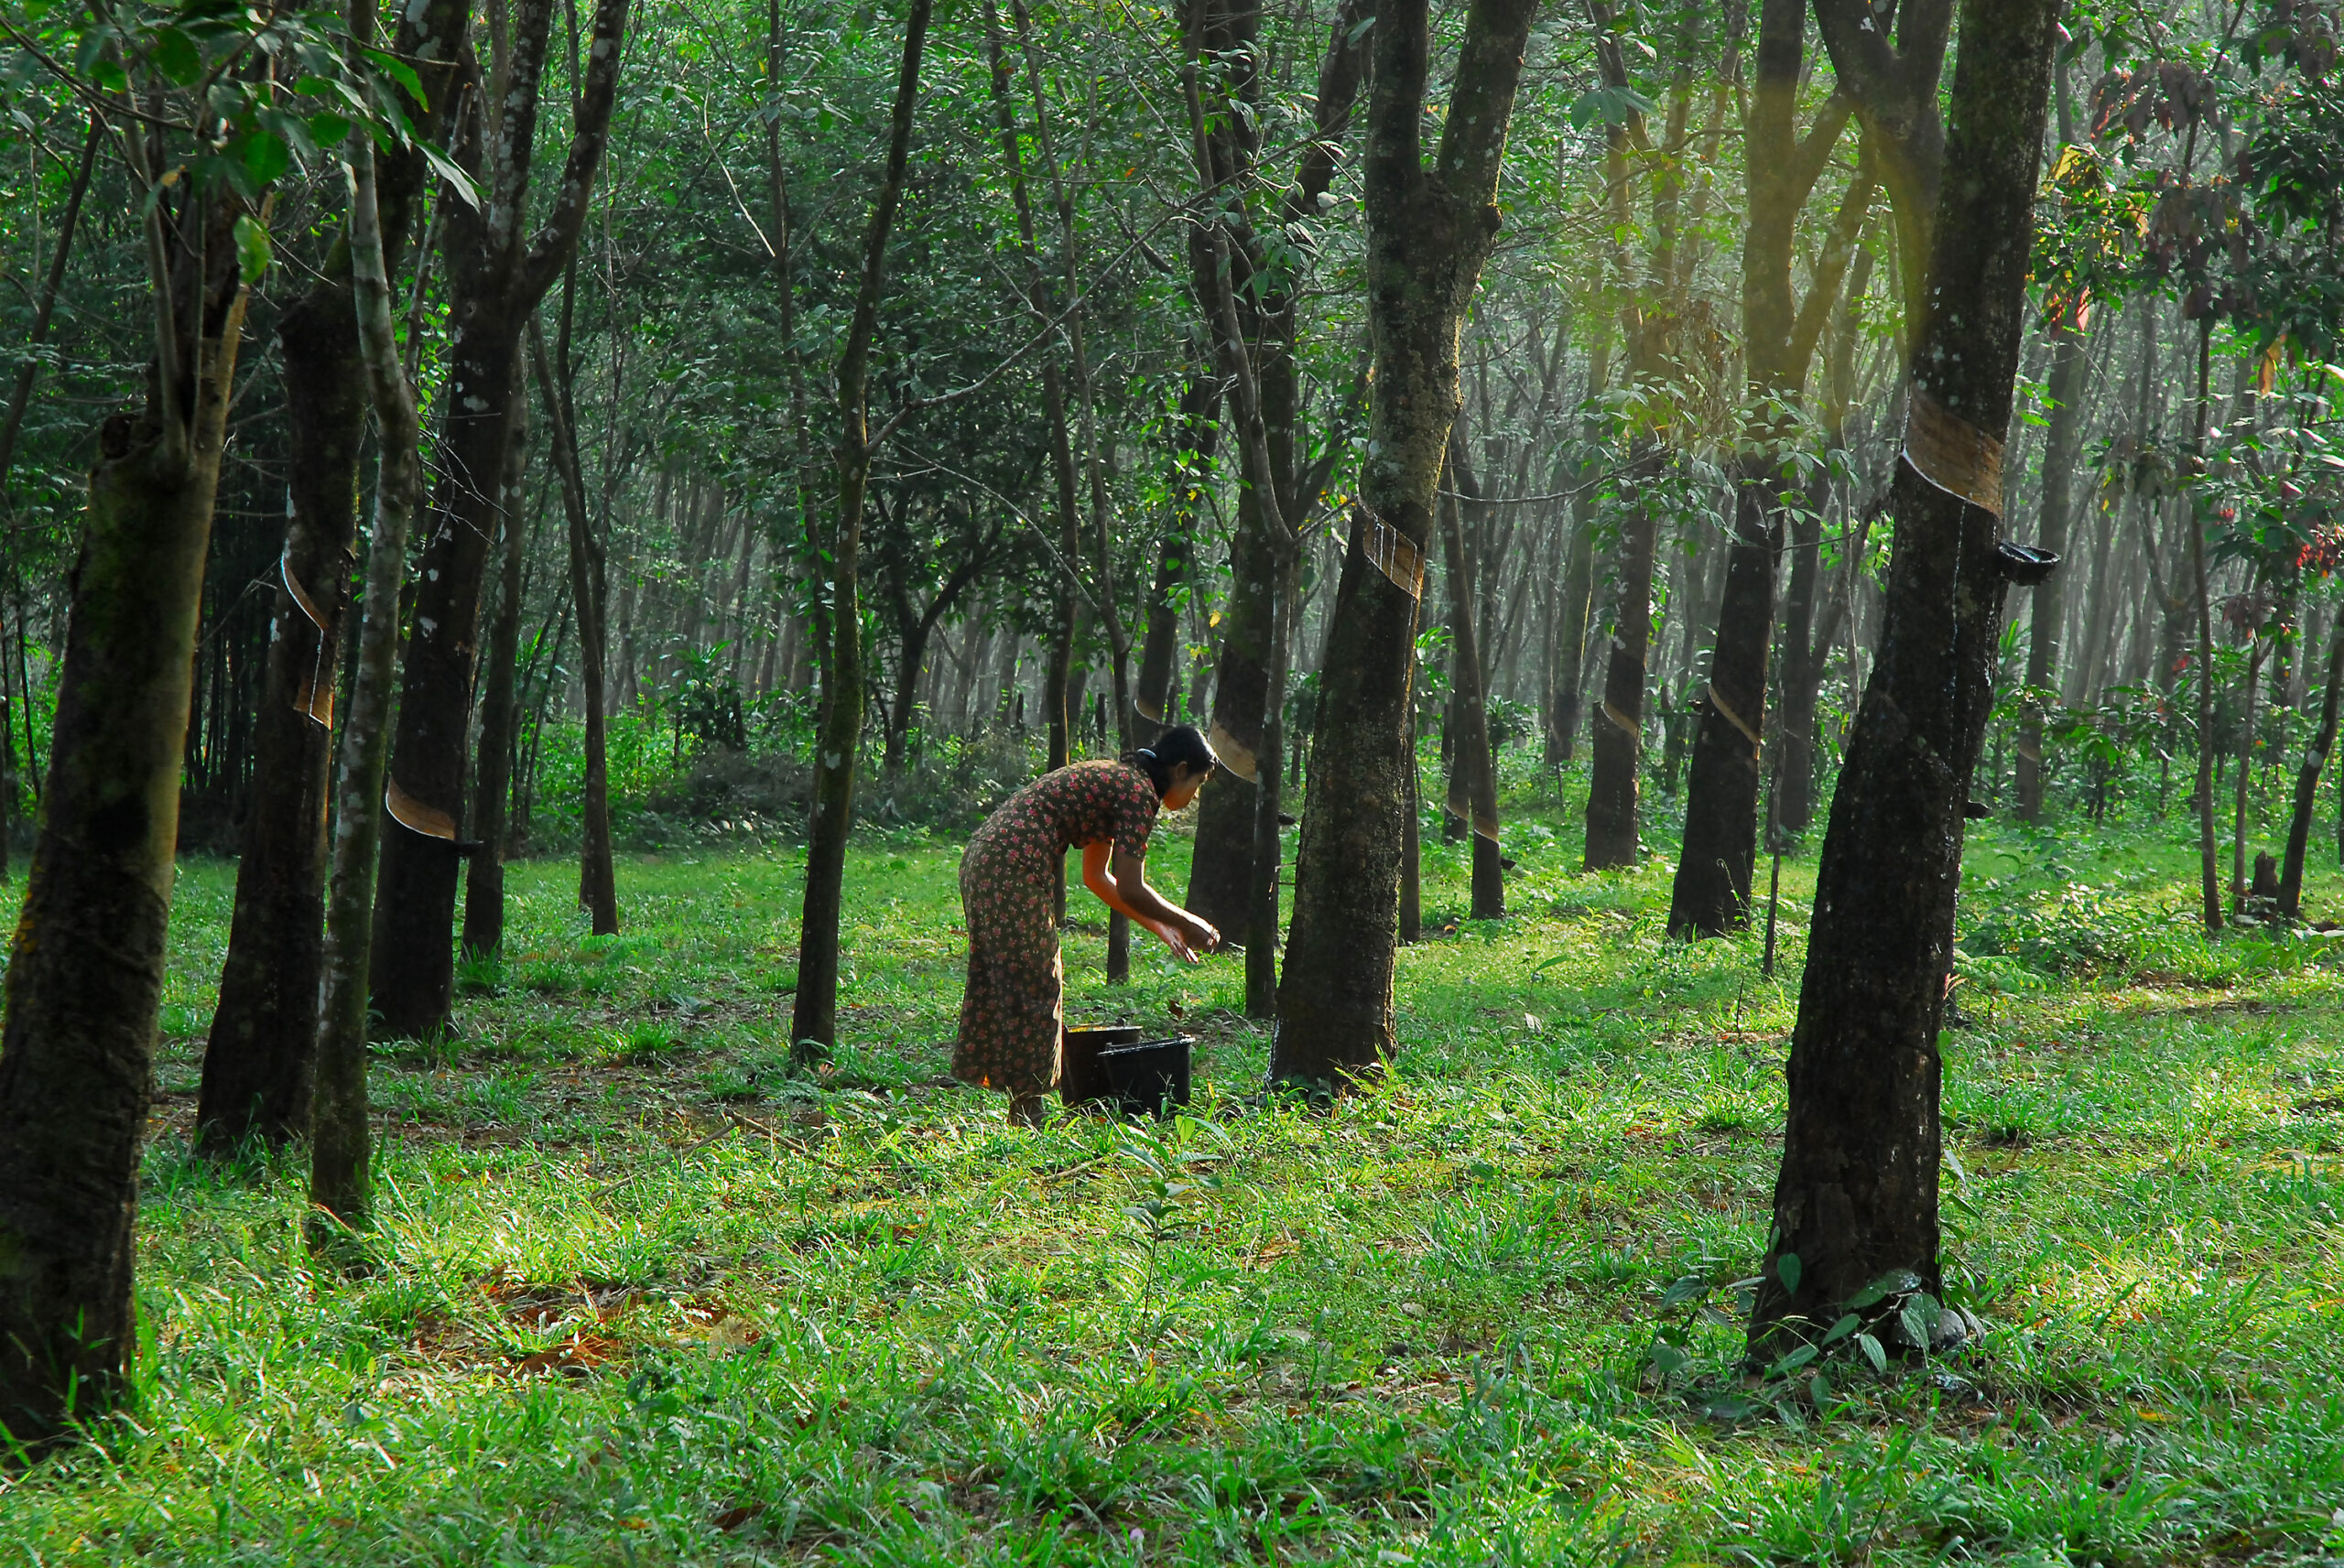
xmin=1059 ymin=1024 xmax=1144 ymax=1108
xmin=1091 ymin=1037 xmax=1192 ymax=1119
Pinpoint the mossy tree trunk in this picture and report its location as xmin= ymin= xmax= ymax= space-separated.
xmin=790 ymin=0 xmax=935 ymax=1059
xmin=1269 ymin=0 xmax=1537 ymax=1087
xmin=367 ymin=0 xmax=631 ymax=1039
xmin=0 ymin=188 xmax=247 ymax=1444
xmin=1751 ymin=0 xmax=2061 ymax=1353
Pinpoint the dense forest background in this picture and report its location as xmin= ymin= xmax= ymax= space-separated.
xmin=0 ymin=0 xmax=2329 ymax=896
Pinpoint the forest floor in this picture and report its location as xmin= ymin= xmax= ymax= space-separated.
xmin=5 ymin=776 xmax=2344 ymax=1564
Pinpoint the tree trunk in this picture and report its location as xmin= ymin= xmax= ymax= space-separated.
xmin=2015 ymin=314 xmax=2089 ymax=820
xmin=2280 ymin=611 xmax=2344 ymax=919
xmin=1670 ymin=469 xmax=1778 ymax=932
xmin=368 ymin=0 xmax=632 ymax=1038
xmin=1751 ymin=0 xmax=2059 ymax=1353
xmin=1584 ymin=470 xmax=1659 ymax=869
xmin=1269 ymin=0 xmax=1537 ymax=1087
xmin=1670 ymin=1 xmax=1869 ymax=933
xmin=530 ymin=309 xmax=618 ymax=935
xmin=311 ymin=120 xmax=429 ymax=1250
xmin=2188 ymin=319 xmax=2222 ymax=933
xmin=790 ymin=0 xmax=933 ymax=1060
xmin=0 ymin=200 xmax=247 ymax=1444
xmin=1439 ymin=448 xmax=1503 ymax=919
xmin=461 ymin=411 xmax=533 ymax=959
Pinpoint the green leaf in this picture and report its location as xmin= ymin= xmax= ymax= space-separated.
xmin=1775 ymin=1252 xmax=1802 ymax=1296
xmin=1856 ymin=1331 xmax=1887 ymax=1373
xmin=1821 ymin=1313 xmax=1859 ymax=1346
xmin=232 ymin=125 xmax=288 ymax=189
xmin=148 ymin=23 xmax=201 ymax=85
xmin=1659 ymin=1273 xmax=1709 ymax=1308
xmin=363 ymin=45 xmax=425 ymax=105
xmin=232 ymin=213 xmax=270 ymax=285
xmin=420 ymin=141 xmax=481 ymax=211
xmin=1772 ymin=1343 xmax=1818 ymax=1376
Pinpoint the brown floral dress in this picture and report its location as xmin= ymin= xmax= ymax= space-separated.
xmin=953 ymin=759 xmax=1161 ymax=1097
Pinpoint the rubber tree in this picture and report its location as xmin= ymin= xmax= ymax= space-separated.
xmin=1668 ymin=0 xmax=1874 ymax=936
xmin=2015 ymin=76 xmax=2096 ymax=823
xmin=529 ymin=305 xmax=618 ymax=935
xmin=461 ymin=396 xmax=537 ymax=959
xmin=1439 ymin=436 xmax=1503 ymax=919
xmin=367 ymin=0 xmax=631 ymax=1039
xmin=979 ymin=0 xmax=1084 ymax=791
xmin=1583 ymin=19 xmax=1688 ymax=873
xmin=1183 ymin=0 xmax=1369 ymax=940
xmin=1750 ymin=0 xmax=2062 ymax=1354
xmin=311 ymin=93 xmax=433 ymax=1251
xmin=789 ymin=0 xmax=936 ymax=1059
xmin=0 ymin=82 xmax=255 ymax=1444
xmin=1268 ymin=0 xmax=1538 ymax=1087
xmin=199 ymin=0 xmax=468 ymax=1150
xmin=2279 ymin=612 xmax=2344 ymax=918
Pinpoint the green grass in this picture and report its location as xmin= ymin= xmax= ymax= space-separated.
xmin=6 ymin=782 xmax=2344 ymax=1564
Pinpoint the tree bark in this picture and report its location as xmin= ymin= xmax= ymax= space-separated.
xmin=311 ymin=118 xmax=429 ymax=1250
xmin=1185 ymin=0 xmax=1368 ymax=942
xmin=529 ymin=308 xmax=618 ymax=935
xmin=461 ymin=407 xmax=534 ymax=959
xmin=0 ymin=187 xmax=247 ymax=1444
xmin=2015 ymin=315 xmax=2090 ymax=820
xmin=2279 ymin=610 xmax=2344 ymax=919
xmin=1440 ymin=443 xmax=1503 ymax=919
xmin=1270 ymin=0 xmax=1537 ymax=1087
xmin=2188 ymin=319 xmax=2222 ymax=933
xmin=368 ymin=0 xmax=631 ymax=1038
xmin=1670 ymin=0 xmax=1871 ymax=935
xmin=1751 ymin=0 xmax=2060 ymax=1352
xmin=789 ymin=0 xmax=934 ymax=1059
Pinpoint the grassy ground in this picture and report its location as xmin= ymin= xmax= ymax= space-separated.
xmin=5 ymin=773 xmax=2344 ymax=1564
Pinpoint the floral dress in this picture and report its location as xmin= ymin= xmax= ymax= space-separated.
xmin=953 ymin=760 xmax=1161 ymax=1098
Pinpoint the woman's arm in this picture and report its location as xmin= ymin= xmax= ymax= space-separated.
xmin=1081 ymin=842 xmax=1219 ymax=959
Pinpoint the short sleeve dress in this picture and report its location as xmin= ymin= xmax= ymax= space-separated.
xmin=952 ymin=759 xmax=1161 ymax=1098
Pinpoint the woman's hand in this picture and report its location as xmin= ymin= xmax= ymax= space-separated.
xmin=1148 ymin=918 xmax=1201 ymax=964
xmin=1181 ymin=914 xmax=1221 ymax=953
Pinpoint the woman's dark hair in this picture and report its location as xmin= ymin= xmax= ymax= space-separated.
xmin=1122 ymin=725 xmax=1218 ymax=796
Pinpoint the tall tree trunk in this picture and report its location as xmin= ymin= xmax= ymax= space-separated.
xmin=2278 ymin=610 xmax=2344 ymax=919
xmin=530 ymin=308 xmax=617 ymax=934
xmin=1752 ymin=0 xmax=2059 ymax=1351
xmin=1440 ymin=445 xmax=1503 ymax=919
xmin=1584 ymin=471 xmax=1659 ymax=868
xmin=1584 ymin=50 xmax=1690 ymax=871
xmin=1671 ymin=0 xmax=1869 ymax=934
xmin=200 ymin=0 xmax=464 ymax=1147
xmin=368 ymin=0 xmax=631 ymax=1038
xmin=1184 ymin=0 xmax=1368 ymax=944
xmin=461 ymin=410 xmax=534 ymax=959
xmin=1269 ymin=0 xmax=1537 ymax=1087
xmin=2015 ymin=315 xmax=2089 ymax=820
xmin=311 ymin=118 xmax=429 ymax=1251
xmin=0 ymin=189 xmax=247 ymax=1445
xmin=2188 ymin=319 xmax=2222 ymax=933
xmin=790 ymin=0 xmax=933 ymax=1060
